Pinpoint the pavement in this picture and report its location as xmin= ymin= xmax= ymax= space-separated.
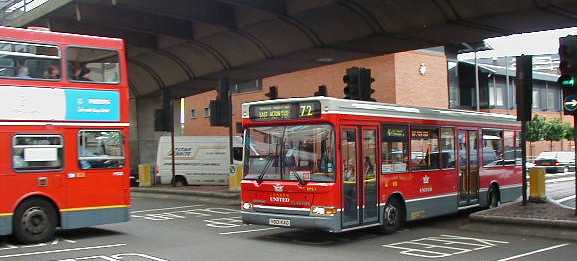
xmin=132 ymin=185 xmax=240 ymax=206
xmin=1 ymin=197 xmax=576 ymax=261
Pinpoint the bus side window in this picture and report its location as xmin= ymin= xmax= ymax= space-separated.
xmin=381 ymin=125 xmax=408 ymax=174
xmin=482 ymin=129 xmax=504 ymax=167
xmin=503 ymin=130 xmax=516 ymax=166
xmin=410 ymin=127 xmax=440 ymax=171
xmin=78 ymin=130 xmax=125 ymax=169
xmin=13 ymin=135 xmax=63 ymax=171
xmin=67 ymin=47 xmax=120 ymax=83
xmin=440 ymin=128 xmax=455 ymax=169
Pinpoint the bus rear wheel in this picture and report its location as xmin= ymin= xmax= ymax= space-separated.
xmin=378 ymin=197 xmax=404 ymax=234
xmin=13 ymin=199 xmax=57 ymax=244
xmin=173 ymin=176 xmax=188 ymax=187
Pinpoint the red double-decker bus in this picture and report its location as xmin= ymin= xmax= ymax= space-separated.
xmin=0 ymin=26 xmax=130 ymax=243
xmin=241 ymin=97 xmax=521 ymax=233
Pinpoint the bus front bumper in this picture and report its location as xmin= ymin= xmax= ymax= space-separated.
xmin=241 ymin=211 xmax=341 ymax=232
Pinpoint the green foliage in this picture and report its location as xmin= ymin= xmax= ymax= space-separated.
xmin=544 ymin=119 xmax=565 ymax=142
xmin=563 ymin=121 xmax=575 ymax=141
xmin=525 ymin=115 xmax=547 ymax=142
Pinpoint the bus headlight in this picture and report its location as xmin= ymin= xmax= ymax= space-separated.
xmin=310 ymin=206 xmax=337 ymax=216
xmin=242 ymin=202 xmax=253 ymax=210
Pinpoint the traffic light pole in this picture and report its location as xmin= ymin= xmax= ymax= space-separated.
xmin=574 ymin=114 xmax=577 ymax=216
xmin=521 ymin=120 xmax=528 ymax=206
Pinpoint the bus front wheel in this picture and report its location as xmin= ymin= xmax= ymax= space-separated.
xmin=13 ymin=199 xmax=57 ymax=244
xmin=379 ymin=197 xmax=404 ymax=234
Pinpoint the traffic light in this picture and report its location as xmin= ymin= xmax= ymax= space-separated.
xmin=314 ymin=85 xmax=328 ymax=96
xmin=154 ymin=90 xmax=172 ymax=131
xmin=559 ymin=36 xmax=577 ymax=115
xmin=343 ymin=67 xmax=360 ymax=99
xmin=358 ymin=68 xmax=375 ymax=101
xmin=265 ymin=86 xmax=278 ymax=100
xmin=209 ymin=79 xmax=231 ymax=127
xmin=515 ymin=55 xmax=532 ymax=121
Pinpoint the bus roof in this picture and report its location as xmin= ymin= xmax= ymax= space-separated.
xmin=0 ymin=26 xmax=124 ymax=49
xmin=242 ymin=96 xmax=519 ymax=126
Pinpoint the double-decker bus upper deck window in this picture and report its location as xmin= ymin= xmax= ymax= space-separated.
xmin=78 ymin=130 xmax=124 ymax=169
xmin=13 ymin=135 xmax=63 ymax=171
xmin=0 ymin=41 xmax=60 ymax=80
xmin=410 ymin=127 xmax=440 ymax=171
xmin=482 ymin=129 xmax=504 ymax=167
xmin=440 ymin=128 xmax=456 ymax=169
xmin=381 ymin=125 xmax=408 ymax=173
xmin=244 ymin=124 xmax=335 ymax=182
xmin=67 ymin=47 xmax=120 ymax=83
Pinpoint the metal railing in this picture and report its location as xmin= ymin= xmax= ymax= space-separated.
xmin=0 ymin=0 xmax=49 ymax=26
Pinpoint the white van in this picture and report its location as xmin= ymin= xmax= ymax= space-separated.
xmin=155 ymin=136 xmax=243 ymax=185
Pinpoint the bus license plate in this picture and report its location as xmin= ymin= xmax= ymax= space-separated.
xmin=269 ymin=218 xmax=290 ymax=227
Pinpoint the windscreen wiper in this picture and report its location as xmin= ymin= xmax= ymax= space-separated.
xmin=293 ymin=170 xmax=307 ymax=186
xmin=256 ymin=156 xmax=273 ymax=184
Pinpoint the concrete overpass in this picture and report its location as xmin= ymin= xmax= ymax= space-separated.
xmin=3 ymin=0 xmax=577 ymax=165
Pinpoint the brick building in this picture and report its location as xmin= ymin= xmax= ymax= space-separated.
xmin=184 ymin=48 xmax=449 ymax=136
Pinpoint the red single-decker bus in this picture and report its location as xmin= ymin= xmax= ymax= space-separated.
xmin=241 ymin=97 xmax=521 ymax=233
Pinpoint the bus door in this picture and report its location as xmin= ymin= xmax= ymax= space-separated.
xmin=340 ymin=126 xmax=379 ymax=228
xmin=458 ymin=130 xmax=480 ymax=207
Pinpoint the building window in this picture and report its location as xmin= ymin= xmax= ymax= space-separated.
xmin=13 ymin=135 xmax=63 ymax=171
xmin=204 ymin=107 xmax=210 ymax=117
xmin=191 ymin=109 xmax=196 ymax=119
xmin=410 ymin=127 xmax=439 ymax=171
xmin=232 ymin=79 xmax=262 ymax=93
xmin=381 ymin=125 xmax=408 ymax=173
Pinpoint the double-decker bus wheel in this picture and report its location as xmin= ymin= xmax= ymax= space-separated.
xmin=379 ymin=197 xmax=404 ymax=234
xmin=13 ymin=199 xmax=57 ymax=244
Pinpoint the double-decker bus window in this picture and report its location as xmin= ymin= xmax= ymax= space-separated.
xmin=482 ymin=129 xmax=504 ymax=167
xmin=514 ymin=131 xmax=522 ymax=165
xmin=410 ymin=127 xmax=440 ymax=171
xmin=67 ymin=47 xmax=120 ymax=83
xmin=0 ymin=41 xmax=60 ymax=80
xmin=13 ymin=135 xmax=63 ymax=171
xmin=440 ymin=128 xmax=455 ymax=169
xmin=78 ymin=131 xmax=125 ymax=169
xmin=381 ymin=125 xmax=408 ymax=173
xmin=245 ymin=125 xmax=335 ymax=182
xmin=503 ymin=130 xmax=516 ymax=166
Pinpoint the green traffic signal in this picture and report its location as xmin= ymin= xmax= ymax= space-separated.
xmin=559 ymin=75 xmax=576 ymax=88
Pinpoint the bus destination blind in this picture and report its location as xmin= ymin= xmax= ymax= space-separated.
xmin=249 ymin=101 xmax=321 ymax=121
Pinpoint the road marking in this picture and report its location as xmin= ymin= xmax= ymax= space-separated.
xmin=131 ymin=205 xmax=204 ymax=213
xmin=496 ymin=243 xmax=570 ymax=261
xmin=557 ymin=195 xmax=576 ymax=203
xmin=546 ymin=177 xmax=575 ymax=184
xmin=382 ymin=234 xmax=509 ymax=258
xmin=219 ymin=227 xmax=280 ymax=235
xmin=0 ymin=243 xmax=126 ymax=259
xmin=56 ymin=253 xmax=170 ymax=261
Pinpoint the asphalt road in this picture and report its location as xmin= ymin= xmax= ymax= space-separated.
xmin=1 ymin=196 xmax=575 ymax=261
xmin=546 ymin=175 xmax=576 ymax=208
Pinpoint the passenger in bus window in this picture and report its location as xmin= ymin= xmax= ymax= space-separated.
xmin=43 ymin=64 xmax=60 ymax=79
xmin=70 ymin=62 xmax=91 ymax=81
xmin=364 ymin=156 xmax=374 ymax=177
xmin=16 ymin=62 xmax=30 ymax=78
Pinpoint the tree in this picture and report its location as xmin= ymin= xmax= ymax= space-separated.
xmin=525 ymin=115 xmax=547 ymax=157
xmin=544 ymin=119 xmax=565 ymax=151
xmin=563 ymin=122 xmax=574 ymax=151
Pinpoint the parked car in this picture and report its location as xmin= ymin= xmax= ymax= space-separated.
xmin=533 ymin=151 xmax=575 ymax=173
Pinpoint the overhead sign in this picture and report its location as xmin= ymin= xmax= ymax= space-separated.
xmin=249 ymin=101 xmax=321 ymax=121
xmin=0 ymin=86 xmax=120 ymax=121
xmin=564 ymin=95 xmax=577 ymax=112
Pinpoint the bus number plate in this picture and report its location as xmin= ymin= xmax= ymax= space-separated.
xmin=269 ymin=218 xmax=290 ymax=227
